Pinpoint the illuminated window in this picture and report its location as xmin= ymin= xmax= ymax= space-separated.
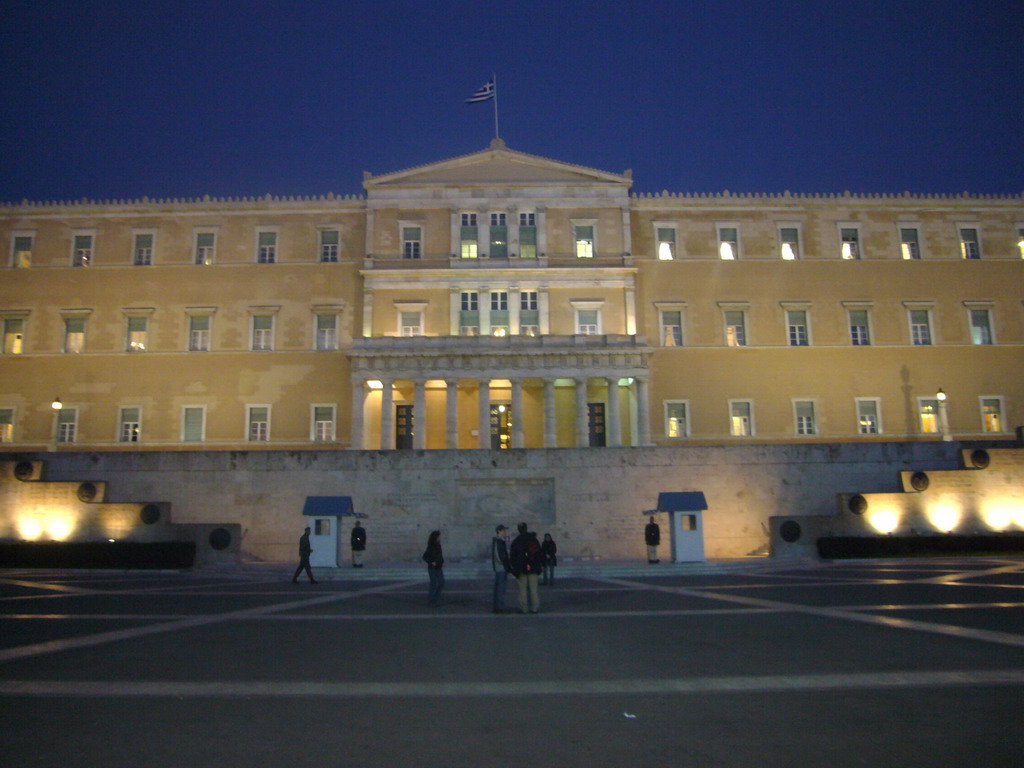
xmin=194 ymin=230 xmax=216 ymax=265
xmin=402 ymin=226 xmax=422 ymax=259
xmin=126 ymin=317 xmax=148 ymax=352
xmin=576 ymin=309 xmax=600 ymax=335
xmin=969 ymin=309 xmax=993 ymax=345
xmin=856 ymin=399 xmax=881 ymax=435
xmin=256 ymin=230 xmax=277 ymax=263
xmin=794 ymin=401 xmax=816 ymax=435
xmin=319 ymin=229 xmax=340 ymax=263
xmin=724 ymin=310 xmax=746 ymax=346
xmin=909 ymin=309 xmax=932 ymax=345
xmin=1017 ymin=227 xmax=1024 ymax=259
xmin=182 ymin=406 xmax=205 ymax=442
xmin=981 ymin=397 xmax=1004 ymax=433
xmin=574 ymin=224 xmax=595 ymax=259
xmin=64 ymin=317 xmax=86 ymax=353
xmin=248 ymin=406 xmax=270 ymax=442
xmin=660 ymin=310 xmax=682 ymax=347
xmin=11 ymin=233 xmax=33 ymax=268
xmin=655 ymin=226 xmax=676 ymax=260
xmin=918 ymin=399 xmax=939 ymax=434
xmin=119 ymin=407 xmax=141 ymax=443
xmin=958 ymin=226 xmax=981 ymax=259
xmin=400 ymin=311 xmax=423 ymax=337
xmin=519 ymin=213 xmax=537 ymax=258
xmin=490 ymin=291 xmax=509 ymax=336
xmin=133 ymin=232 xmax=154 ymax=266
xmin=730 ymin=400 xmax=753 ymax=437
xmin=252 ymin=315 xmax=274 ymax=350
xmin=189 ymin=315 xmax=210 ymax=352
xmin=459 ymin=291 xmax=479 ymax=336
xmin=900 ymin=227 xmax=921 ymax=260
xmin=57 ymin=407 xmax=77 ymax=443
xmin=490 ymin=213 xmax=507 ymax=258
xmin=3 ymin=319 xmax=24 ymax=354
xmin=839 ymin=226 xmax=860 ymax=260
xmin=0 ymin=408 xmax=13 ymax=442
xmin=72 ymin=233 xmax=93 ymax=267
xmin=315 ymin=314 xmax=337 ymax=350
xmin=849 ymin=309 xmax=871 ymax=346
xmin=665 ymin=401 xmax=689 ymax=438
xmin=778 ymin=226 xmax=800 ymax=260
xmin=460 ymin=213 xmax=478 ymax=259
xmin=718 ymin=225 xmax=739 ymax=260
xmin=787 ymin=310 xmax=809 ymax=346
xmin=312 ymin=405 xmax=336 ymax=441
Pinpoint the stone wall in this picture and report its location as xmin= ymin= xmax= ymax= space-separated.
xmin=1 ymin=443 xmax=963 ymax=563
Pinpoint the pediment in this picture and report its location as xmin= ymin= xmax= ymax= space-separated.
xmin=364 ymin=139 xmax=631 ymax=191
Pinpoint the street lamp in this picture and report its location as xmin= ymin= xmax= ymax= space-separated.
xmin=49 ymin=397 xmax=62 ymax=452
xmin=936 ymin=388 xmax=952 ymax=442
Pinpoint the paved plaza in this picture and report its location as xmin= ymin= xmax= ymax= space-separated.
xmin=1 ymin=557 xmax=1023 ymax=767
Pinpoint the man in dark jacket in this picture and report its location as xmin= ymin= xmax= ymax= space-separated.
xmin=292 ymin=526 xmax=317 ymax=583
xmin=490 ymin=524 xmax=512 ymax=613
xmin=509 ymin=522 xmax=541 ymax=613
xmin=351 ymin=521 xmax=366 ymax=568
xmin=645 ymin=516 xmax=661 ymax=564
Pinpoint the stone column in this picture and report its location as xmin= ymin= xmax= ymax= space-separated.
xmin=575 ymin=377 xmax=589 ymax=447
xmin=478 ymin=379 xmax=491 ymax=449
xmin=380 ymin=380 xmax=394 ymax=450
xmin=350 ymin=379 xmax=365 ymax=450
xmin=510 ymin=378 xmax=524 ymax=448
xmin=543 ymin=379 xmax=556 ymax=448
xmin=606 ymin=377 xmax=621 ymax=447
xmin=636 ymin=376 xmax=651 ymax=446
xmin=413 ymin=379 xmax=427 ymax=450
xmin=445 ymin=378 xmax=458 ymax=449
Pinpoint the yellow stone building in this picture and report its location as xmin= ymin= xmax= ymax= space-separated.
xmin=1 ymin=140 xmax=1022 ymax=451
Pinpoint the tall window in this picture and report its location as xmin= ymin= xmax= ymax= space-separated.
xmin=520 ymin=290 xmax=538 ymax=336
xmin=182 ymin=406 xmax=205 ymax=442
xmin=660 ymin=310 xmax=683 ymax=347
xmin=919 ymin=399 xmax=939 ymax=434
xmin=1018 ymin=227 xmax=1024 ymax=260
xmin=73 ymin=234 xmax=93 ymax=267
xmin=900 ymin=227 xmax=921 ymax=260
xmin=490 ymin=213 xmax=507 ymax=258
xmin=969 ymin=309 xmax=993 ymax=345
xmin=320 ymin=229 xmax=340 ymax=262
xmin=856 ymin=399 xmax=880 ymax=435
xmin=787 ymin=310 xmax=809 ymax=346
xmin=981 ymin=398 xmax=1004 ymax=433
xmin=490 ymin=291 xmax=509 ymax=336
xmin=315 ymin=314 xmax=337 ymax=350
xmin=460 ymin=214 xmax=478 ymax=259
xmin=665 ymin=401 xmax=689 ymax=438
xmin=133 ymin=233 xmax=154 ymax=266
xmin=574 ymin=225 xmax=594 ymax=259
xmin=730 ymin=401 xmax=753 ymax=437
xmin=194 ymin=231 xmax=215 ymax=265
xmin=64 ymin=317 xmax=86 ymax=353
xmin=840 ymin=227 xmax=860 ymax=260
xmin=57 ymin=407 xmax=77 ymax=443
xmin=460 ymin=291 xmax=479 ymax=336
xmin=119 ymin=407 xmax=141 ymax=443
xmin=400 ymin=311 xmax=423 ymax=337
xmin=958 ymin=227 xmax=981 ymax=259
xmin=312 ymin=405 xmax=335 ymax=442
xmin=0 ymin=408 xmax=13 ymax=442
xmin=778 ymin=226 xmax=800 ymax=260
xmin=126 ymin=317 xmax=148 ymax=352
xmin=252 ymin=315 xmax=274 ymax=350
xmin=257 ymin=231 xmax=277 ymax=263
xmin=248 ymin=406 xmax=270 ymax=442
xmin=909 ymin=309 xmax=932 ymax=346
xmin=656 ymin=227 xmax=676 ymax=260
xmin=402 ymin=226 xmax=422 ymax=259
xmin=519 ymin=213 xmax=537 ymax=258
xmin=724 ymin=310 xmax=746 ymax=347
xmin=189 ymin=315 xmax=210 ymax=352
xmin=718 ymin=226 xmax=739 ymax=260
xmin=849 ymin=309 xmax=871 ymax=346
xmin=576 ymin=309 xmax=599 ymax=335
xmin=12 ymin=235 xmax=33 ymax=268
xmin=794 ymin=401 xmax=816 ymax=435
xmin=3 ymin=319 xmax=24 ymax=354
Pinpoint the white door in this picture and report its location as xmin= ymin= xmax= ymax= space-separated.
xmin=670 ymin=511 xmax=706 ymax=562
xmin=309 ymin=517 xmax=338 ymax=567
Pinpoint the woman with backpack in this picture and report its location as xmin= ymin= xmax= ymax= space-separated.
xmin=422 ymin=530 xmax=444 ymax=607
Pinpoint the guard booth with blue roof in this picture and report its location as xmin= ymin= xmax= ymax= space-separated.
xmin=644 ymin=492 xmax=707 ymax=563
xmin=302 ymin=496 xmax=365 ymax=568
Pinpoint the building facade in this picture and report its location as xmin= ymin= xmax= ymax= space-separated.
xmin=2 ymin=139 xmax=1022 ymax=452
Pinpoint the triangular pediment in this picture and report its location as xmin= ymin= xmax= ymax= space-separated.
xmin=364 ymin=139 xmax=631 ymax=191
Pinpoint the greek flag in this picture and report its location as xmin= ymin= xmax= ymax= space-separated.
xmin=466 ymin=79 xmax=495 ymax=103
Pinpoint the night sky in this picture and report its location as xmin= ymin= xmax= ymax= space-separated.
xmin=1 ymin=0 xmax=1021 ymax=201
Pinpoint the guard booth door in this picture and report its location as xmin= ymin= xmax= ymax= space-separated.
xmin=670 ymin=511 xmax=705 ymax=563
xmin=309 ymin=517 xmax=338 ymax=567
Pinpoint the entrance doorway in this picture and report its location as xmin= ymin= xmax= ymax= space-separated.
xmin=588 ymin=403 xmax=606 ymax=447
xmin=490 ymin=404 xmax=511 ymax=450
xmin=396 ymin=404 xmax=414 ymax=449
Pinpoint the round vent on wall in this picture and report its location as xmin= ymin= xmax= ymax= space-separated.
xmin=910 ymin=471 xmax=930 ymax=492
xmin=779 ymin=520 xmax=802 ymax=543
xmin=848 ymin=494 xmax=868 ymax=515
xmin=970 ymin=449 xmax=990 ymax=469
xmin=77 ymin=482 xmax=98 ymax=502
xmin=209 ymin=528 xmax=232 ymax=551
xmin=140 ymin=504 xmax=161 ymax=525
xmin=14 ymin=461 xmax=34 ymax=481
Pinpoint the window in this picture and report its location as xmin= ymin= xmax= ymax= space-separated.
xmin=182 ymin=406 xmax=205 ymax=442
xmin=794 ymin=401 xmax=817 ymax=435
xmin=252 ymin=315 xmax=274 ymax=350
xmin=519 ymin=212 xmax=537 ymax=258
xmin=194 ymin=231 xmax=216 ymax=265
xmin=320 ymin=229 xmax=340 ymax=262
xmin=189 ymin=315 xmax=210 ymax=352
xmin=655 ymin=225 xmax=676 ymax=260
xmin=402 ymin=226 xmax=422 ymax=259
xmin=958 ymin=226 xmax=981 ymax=260
xmin=786 ymin=310 xmax=809 ymax=346
xmin=256 ymin=230 xmax=277 ymax=263
xmin=11 ymin=233 xmax=33 ymax=268
xmin=839 ymin=226 xmax=861 ymax=260
xmin=490 ymin=291 xmax=508 ymax=311
xmin=980 ymin=397 xmax=1005 ymax=433
xmin=778 ymin=226 xmax=800 ymax=260
xmin=490 ymin=291 xmax=509 ymax=336
xmin=459 ymin=291 xmax=479 ymax=336
xmin=460 ymin=213 xmax=478 ymax=259
xmin=312 ymin=405 xmax=336 ymax=441
xmin=59 ymin=316 xmax=84 ymax=353
xmin=660 ymin=310 xmax=683 ymax=347
xmin=909 ymin=309 xmax=932 ymax=346
xmin=520 ymin=290 xmax=538 ymax=335
xmin=400 ymin=311 xmax=423 ymax=337
xmin=900 ymin=227 xmax=921 ymax=260
xmin=918 ymin=399 xmax=939 ymax=434
xmin=856 ymin=399 xmax=881 ymax=435
xmin=848 ymin=309 xmax=871 ymax=346
xmin=0 ymin=408 xmax=12 ymax=442
xmin=490 ymin=213 xmax=507 ymax=258
xmin=133 ymin=232 xmax=154 ymax=266
xmin=718 ymin=225 xmax=739 ymax=260
xmin=119 ymin=407 xmax=141 ymax=443
xmin=574 ymin=224 xmax=595 ymax=259
xmin=72 ymin=233 xmax=93 ymax=267
xmin=576 ymin=309 xmax=600 ymax=335
xmin=3 ymin=319 xmax=24 ymax=354
xmin=248 ymin=406 xmax=270 ymax=442
xmin=126 ymin=317 xmax=148 ymax=352
xmin=969 ymin=309 xmax=993 ymax=345
xmin=665 ymin=401 xmax=689 ymax=438
xmin=724 ymin=310 xmax=746 ymax=346
xmin=730 ymin=401 xmax=753 ymax=437
xmin=57 ymin=407 xmax=77 ymax=443
xmin=520 ymin=291 xmax=537 ymax=311
xmin=1018 ymin=227 xmax=1024 ymax=260
xmin=315 ymin=314 xmax=337 ymax=350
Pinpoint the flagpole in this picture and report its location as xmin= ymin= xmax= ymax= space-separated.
xmin=492 ymin=73 xmax=499 ymax=139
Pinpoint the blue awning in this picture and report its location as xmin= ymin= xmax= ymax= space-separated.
xmin=647 ymin=491 xmax=708 ymax=513
xmin=302 ymin=496 xmax=365 ymax=518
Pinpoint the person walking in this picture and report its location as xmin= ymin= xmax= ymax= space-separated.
xmin=422 ymin=530 xmax=445 ymax=607
xmin=645 ymin=515 xmax=661 ymax=564
xmin=292 ymin=526 xmax=317 ymax=584
xmin=350 ymin=520 xmax=366 ymax=568
xmin=541 ymin=533 xmax=558 ymax=586
xmin=509 ymin=523 xmax=541 ymax=613
xmin=491 ymin=524 xmax=512 ymax=613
